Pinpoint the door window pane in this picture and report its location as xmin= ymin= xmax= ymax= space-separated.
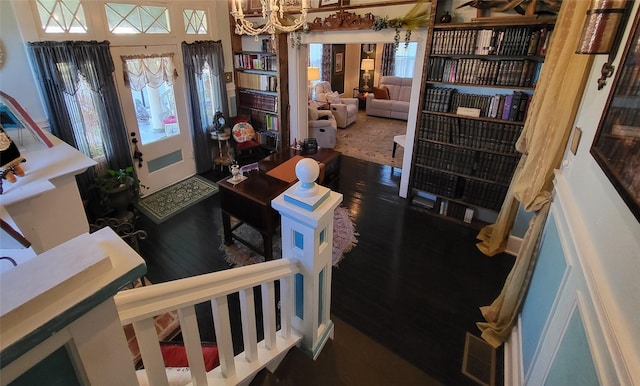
xmin=123 ymin=55 xmax=179 ymax=145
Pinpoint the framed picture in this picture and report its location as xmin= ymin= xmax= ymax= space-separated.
xmin=320 ymin=0 xmax=340 ymax=7
xmin=335 ymin=52 xmax=343 ymax=73
xmin=590 ymin=11 xmax=640 ymax=222
xmin=248 ymin=0 xmax=262 ymax=12
xmin=282 ymin=0 xmax=303 ymax=12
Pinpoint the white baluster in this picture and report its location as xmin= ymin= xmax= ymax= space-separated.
xmin=177 ymin=305 xmax=207 ymax=385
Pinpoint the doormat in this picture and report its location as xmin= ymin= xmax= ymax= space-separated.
xmin=462 ymin=332 xmax=496 ymax=386
xmin=136 ymin=175 xmax=219 ymax=224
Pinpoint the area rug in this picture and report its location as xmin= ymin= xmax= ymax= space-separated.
xmin=219 ymin=206 xmax=358 ymax=267
xmin=136 ymin=175 xmax=219 ymax=224
xmin=334 ymin=111 xmax=407 ymax=168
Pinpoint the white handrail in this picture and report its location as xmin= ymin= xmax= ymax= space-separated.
xmin=114 ymin=259 xmax=301 ymax=386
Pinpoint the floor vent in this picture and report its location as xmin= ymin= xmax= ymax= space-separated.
xmin=462 ymin=332 xmax=496 ymax=386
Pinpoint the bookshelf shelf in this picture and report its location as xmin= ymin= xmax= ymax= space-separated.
xmin=418 ymin=138 xmax=520 ymax=157
xmin=238 ymin=88 xmax=278 ymax=97
xmin=422 ymin=110 xmax=527 ymax=124
xmin=409 ymin=17 xmax=554 ymax=225
xmin=230 ymin=31 xmax=289 ymax=151
xmin=426 ymin=81 xmax=535 ymax=91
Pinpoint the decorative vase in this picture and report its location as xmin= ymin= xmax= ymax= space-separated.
xmin=440 ymin=12 xmax=452 ymax=23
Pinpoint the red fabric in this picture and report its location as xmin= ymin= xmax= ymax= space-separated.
xmin=236 ymin=140 xmax=260 ymax=151
xmin=159 ymin=342 xmax=219 ymax=371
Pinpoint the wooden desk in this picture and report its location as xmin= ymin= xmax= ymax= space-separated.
xmin=217 ymin=148 xmax=341 ymax=260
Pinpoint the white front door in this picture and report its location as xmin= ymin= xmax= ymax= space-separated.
xmin=112 ymin=45 xmax=195 ymax=197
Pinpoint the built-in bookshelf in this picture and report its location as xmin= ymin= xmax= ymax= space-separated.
xmin=410 ymin=18 xmax=555 ymax=227
xmin=230 ymin=32 xmax=289 ymax=152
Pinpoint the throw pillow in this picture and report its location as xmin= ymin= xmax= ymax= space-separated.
xmin=372 ymin=86 xmax=390 ymax=100
xmin=317 ymin=93 xmax=329 ymax=103
xmin=308 ymin=106 xmax=319 ymax=121
xmin=327 ymin=92 xmax=342 ymax=104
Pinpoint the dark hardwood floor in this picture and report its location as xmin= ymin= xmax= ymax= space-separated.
xmin=135 ymin=155 xmax=515 ymax=386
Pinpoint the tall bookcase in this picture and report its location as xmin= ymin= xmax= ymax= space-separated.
xmin=230 ymin=32 xmax=289 ymax=152
xmin=410 ymin=18 xmax=555 ymax=227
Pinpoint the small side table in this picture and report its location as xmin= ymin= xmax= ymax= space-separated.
xmin=353 ymin=88 xmax=368 ymax=110
xmin=211 ymin=129 xmax=232 ymax=171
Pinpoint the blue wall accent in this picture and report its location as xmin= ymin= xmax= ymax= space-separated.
xmin=513 ymin=205 xmax=534 ymax=238
xmin=521 ymin=215 xmax=567 ymax=374
xmin=545 ymin=310 xmax=599 ymax=386
xmin=295 ymin=273 xmax=304 ymax=319
xmin=318 ymin=269 xmax=324 ymax=325
xmin=148 ymin=150 xmax=183 ymax=173
xmin=11 ymin=346 xmax=80 ymax=386
xmin=294 ymin=231 xmax=304 ymax=250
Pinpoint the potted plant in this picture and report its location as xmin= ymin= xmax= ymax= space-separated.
xmin=92 ymin=167 xmax=138 ymax=222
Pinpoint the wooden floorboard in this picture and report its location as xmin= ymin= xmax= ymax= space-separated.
xmin=135 ymin=154 xmax=514 ymax=386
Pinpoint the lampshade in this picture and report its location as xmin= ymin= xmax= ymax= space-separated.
xmin=361 ymin=59 xmax=375 ymax=71
xmin=307 ymin=67 xmax=320 ymax=82
xmin=576 ymin=0 xmax=628 ymax=54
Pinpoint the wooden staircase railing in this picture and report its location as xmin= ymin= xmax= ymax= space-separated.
xmin=114 ymin=259 xmax=302 ymax=386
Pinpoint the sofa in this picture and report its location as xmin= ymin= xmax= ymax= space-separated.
xmin=314 ymin=81 xmax=358 ymax=128
xmin=365 ymin=76 xmax=413 ymax=120
xmin=308 ymin=102 xmax=337 ymax=149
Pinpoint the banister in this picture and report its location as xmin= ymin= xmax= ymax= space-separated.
xmin=115 ymin=258 xmax=298 ymax=323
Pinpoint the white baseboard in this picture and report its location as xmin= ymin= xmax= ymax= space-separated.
xmin=504 ymin=317 xmax=523 ymax=386
xmin=505 ymin=235 xmax=523 ymax=256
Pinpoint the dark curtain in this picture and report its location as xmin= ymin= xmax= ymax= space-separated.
xmin=182 ymin=40 xmax=229 ymax=173
xmin=27 ymin=41 xmax=131 ymax=199
xmin=321 ymin=44 xmax=332 ymax=81
xmin=381 ymin=43 xmax=396 ymax=76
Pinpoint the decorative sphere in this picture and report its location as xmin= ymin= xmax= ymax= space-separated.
xmin=295 ymin=158 xmax=319 ymax=184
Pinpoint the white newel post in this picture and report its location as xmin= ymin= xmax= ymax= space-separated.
xmin=271 ymin=158 xmax=343 ymax=359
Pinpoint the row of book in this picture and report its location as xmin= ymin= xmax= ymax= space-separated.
xmin=616 ymin=64 xmax=640 ymax=96
xmin=461 ymin=179 xmax=508 ymax=211
xmin=414 ymin=141 xmax=519 ymax=184
xmin=237 ymin=90 xmax=277 ymax=113
xmin=236 ymin=72 xmax=278 ymax=92
xmin=427 ymin=57 xmax=543 ymax=88
xmin=437 ymin=199 xmax=475 ymax=224
xmin=415 ymin=141 xmax=475 ymax=176
xmin=419 ymin=113 xmax=523 ymax=155
xmin=475 ymin=152 xmax=519 ymax=184
xmin=412 ymin=167 xmax=508 ymax=211
xmin=234 ymin=53 xmax=278 ymax=71
xmin=424 ymin=87 xmax=532 ymax=122
xmin=431 ymin=26 xmax=552 ymax=57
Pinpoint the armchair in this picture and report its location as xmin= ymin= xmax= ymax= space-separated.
xmin=308 ymin=103 xmax=337 ymax=149
xmin=314 ymin=81 xmax=358 ymax=128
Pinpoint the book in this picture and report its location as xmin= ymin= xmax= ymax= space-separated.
xmin=509 ymin=91 xmax=522 ymax=121
xmin=501 ymin=94 xmax=513 ymax=120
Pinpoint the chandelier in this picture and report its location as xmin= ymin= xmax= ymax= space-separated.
xmin=230 ymin=0 xmax=310 ymax=38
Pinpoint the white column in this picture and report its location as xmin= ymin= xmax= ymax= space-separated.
xmin=271 ymin=158 xmax=342 ymax=359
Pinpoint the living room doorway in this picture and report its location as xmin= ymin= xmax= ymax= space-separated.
xmin=297 ymin=29 xmax=427 ymax=197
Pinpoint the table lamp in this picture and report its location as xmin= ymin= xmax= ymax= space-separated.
xmin=361 ymin=59 xmax=374 ymax=91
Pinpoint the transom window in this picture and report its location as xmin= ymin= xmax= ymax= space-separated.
xmin=104 ymin=3 xmax=170 ymax=34
xmin=183 ymin=9 xmax=208 ymax=35
xmin=35 ymin=0 xmax=88 ymax=34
